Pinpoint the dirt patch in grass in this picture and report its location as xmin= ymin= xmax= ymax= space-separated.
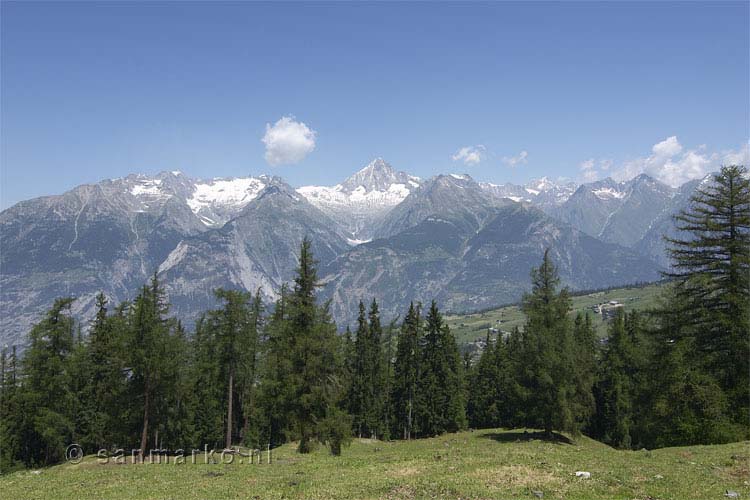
xmin=384 ymin=484 xmax=416 ymax=499
xmin=387 ymin=466 xmax=423 ymax=478
xmin=471 ymin=464 xmax=563 ymax=489
xmin=718 ymin=455 xmax=750 ymax=481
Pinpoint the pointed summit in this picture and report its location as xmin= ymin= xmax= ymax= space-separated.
xmin=340 ymin=158 xmax=419 ymax=193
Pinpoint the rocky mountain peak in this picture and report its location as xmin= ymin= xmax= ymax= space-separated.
xmin=340 ymin=158 xmax=419 ymax=193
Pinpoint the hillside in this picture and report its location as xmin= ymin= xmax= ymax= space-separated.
xmin=1 ymin=429 xmax=747 ymax=499
xmin=446 ymin=282 xmax=666 ymax=347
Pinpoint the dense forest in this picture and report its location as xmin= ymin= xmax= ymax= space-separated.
xmin=1 ymin=166 xmax=748 ymax=471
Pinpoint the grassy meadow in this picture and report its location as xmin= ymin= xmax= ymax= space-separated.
xmin=1 ymin=428 xmax=747 ymax=500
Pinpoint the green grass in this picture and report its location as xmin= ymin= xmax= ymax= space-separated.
xmin=446 ymin=282 xmax=666 ymax=347
xmin=2 ymin=429 xmax=747 ymax=499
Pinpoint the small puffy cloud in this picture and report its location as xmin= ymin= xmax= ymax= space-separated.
xmin=262 ymin=116 xmax=316 ymax=166
xmin=651 ymin=135 xmax=683 ymax=158
xmin=502 ymin=150 xmax=529 ymax=167
xmin=452 ymin=145 xmax=486 ymax=166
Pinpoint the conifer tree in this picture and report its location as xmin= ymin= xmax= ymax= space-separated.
xmin=257 ymin=288 xmax=293 ymax=448
xmin=516 ymin=250 xmax=583 ymax=435
xmin=468 ymin=331 xmax=506 ymax=429
xmin=644 ymin=288 xmax=743 ymax=446
xmin=349 ymin=299 xmax=387 ymax=439
xmin=239 ymin=289 xmax=264 ymax=446
xmin=191 ymin=314 xmax=224 ymax=448
xmin=18 ymin=298 xmax=77 ymax=465
xmin=280 ymin=238 xmax=351 ymax=454
xmin=209 ymin=288 xmax=254 ymax=448
xmin=591 ymin=309 xmax=636 ymax=448
xmin=663 ymin=165 xmax=750 ymax=425
xmin=0 ymin=346 xmax=21 ymax=472
xmin=415 ymin=301 xmax=466 ymax=437
xmin=349 ymin=301 xmax=369 ymax=437
xmin=366 ymin=299 xmax=386 ymax=439
xmin=570 ymin=312 xmax=597 ymax=431
xmin=78 ymin=293 xmax=128 ymax=451
xmin=391 ymin=303 xmax=421 ymax=439
xmin=380 ymin=316 xmax=398 ymax=441
xmin=126 ymin=274 xmax=175 ymax=458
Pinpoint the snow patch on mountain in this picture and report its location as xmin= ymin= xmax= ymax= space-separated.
xmin=592 ymin=187 xmax=627 ymax=200
xmin=187 ymin=177 xmax=265 ymax=215
xmin=131 ymin=179 xmax=165 ymax=197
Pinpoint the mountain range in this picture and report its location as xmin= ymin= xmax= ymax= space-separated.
xmin=1 ymin=158 xmax=704 ymax=347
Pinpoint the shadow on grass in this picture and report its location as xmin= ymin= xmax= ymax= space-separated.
xmin=480 ymin=430 xmax=574 ymax=445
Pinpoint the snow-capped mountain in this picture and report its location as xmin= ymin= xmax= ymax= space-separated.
xmin=104 ymin=171 xmax=273 ymax=228
xmin=186 ymin=176 xmax=267 ymax=226
xmin=480 ymin=177 xmax=577 ymax=208
xmin=297 ymin=158 xmax=421 ymax=241
xmin=0 ymin=160 xmax=705 ymax=349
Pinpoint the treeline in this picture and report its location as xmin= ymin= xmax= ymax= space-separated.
xmin=0 ymin=166 xmax=747 ymax=472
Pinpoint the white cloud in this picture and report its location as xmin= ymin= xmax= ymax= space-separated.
xmin=451 ymin=145 xmax=486 ymax=166
xmin=651 ymin=135 xmax=683 ymax=158
xmin=580 ymin=158 xmax=595 ymax=170
xmin=502 ymin=150 xmax=529 ymax=167
xmin=580 ymin=137 xmax=749 ymax=187
xmin=262 ymin=116 xmax=317 ymax=166
xmin=579 ymin=159 xmax=598 ymax=182
xmin=722 ymin=142 xmax=750 ymax=166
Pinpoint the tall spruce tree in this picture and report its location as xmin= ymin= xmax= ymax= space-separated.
xmin=591 ymin=309 xmax=637 ymax=448
xmin=18 ymin=298 xmax=77 ymax=466
xmin=0 ymin=346 xmax=21 ymax=472
xmin=380 ymin=316 xmax=398 ymax=441
xmin=391 ymin=303 xmax=421 ymax=440
xmin=239 ymin=289 xmax=264 ymax=446
xmin=126 ymin=274 xmax=176 ymax=458
xmin=415 ymin=301 xmax=466 ymax=437
xmin=644 ymin=286 xmax=743 ymax=446
xmin=209 ymin=288 xmax=254 ymax=448
xmin=662 ymin=164 xmax=750 ymax=426
xmin=517 ymin=250 xmax=584 ymax=435
xmin=282 ymin=238 xmax=350 ymax=454
xmin=191 ymin=314 xmax=224 ymax=448
xmin=349 ymin=301 xmax=370 ymax=437
xmin=257 ymin=286 xmax=293 ymax=448
xmin=467 ymin=331 xmax=506 ymax=429
xmin=366 ymin=299 xmax=386 ymax=439
xmin=79 ymin=293 xmax=127 ymax=451
xmin=570 ymin=312 xmax=597 ymax=432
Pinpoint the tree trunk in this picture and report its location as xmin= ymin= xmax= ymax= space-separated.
xmin=226 ymin=370 xmax=233 ymax=449
xmin=139 ymin=376 xmax=150 ymax=461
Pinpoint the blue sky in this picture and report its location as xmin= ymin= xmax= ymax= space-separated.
xmin=1 ymin=1 xmax=748 ymax=208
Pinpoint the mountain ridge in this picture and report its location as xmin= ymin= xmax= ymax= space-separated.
xmin=0 ymin=158 xmax=704 ymax=347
